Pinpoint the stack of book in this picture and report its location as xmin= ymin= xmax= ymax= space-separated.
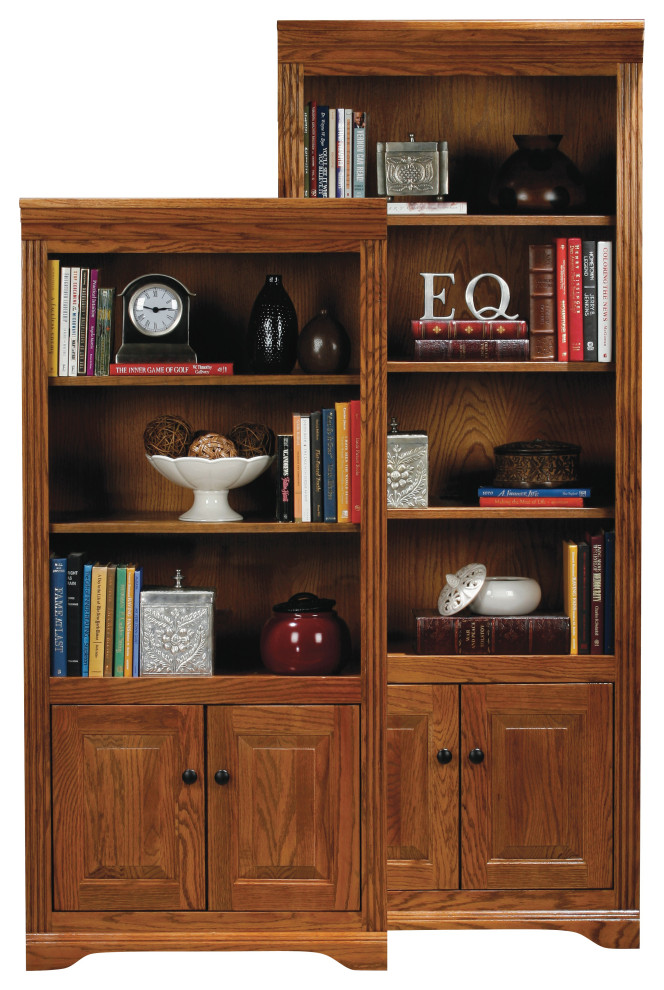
xmin=411 ymin=319 xmax=529 ymax=361
xmin=529 ymin=239 xmax=613 ymax=362
xmin=48 ymin=260 xmax=115 ymax=376
xmin=562 ymin=531 xmax=615 ymax=655
xmin=50 ymin=554 xmax=143 ymax=676
xmin=478 ymin=486 xmax=591 ymax=507
xmin=277 ymin=400 xmax=361 ymax=523
xmin=305 ymin=103 xmax=367 ymax=198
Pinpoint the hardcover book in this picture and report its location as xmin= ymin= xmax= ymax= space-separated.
xmin=350 ymin=399 xmax=361 ymax=524
xmin=133 ymin=568 xmax=143 ymax=677
xmin=66 ymin=551 xmax=86 ymax=676
xmin=316 ymin=104 xmax=329 ymax=198
xmin=309 ymin=100 xmax=318 ymax=197
xmin=50 ymin=556 xmax=67 ymax=676
xmin=124 ymin=564 xmax=136 ymax=677
xmin=388 ymin=201 xmax=467 ymax=215
xmin=77 ymin=268 xmax=90 ymax=375
xmin=310 ymin=412 xmax=323 ymax=523
xmin=47 ymin=259 xmax=59 ymax=377
xmin=604 ymin=530 xmax=615 ymax=654
xmin=598 ymin=241 xmax=613 ymax=362
xmin=563 ymin=538 xmax=579 ymax=654
xmin=303 ymin=102 xmax=310 ymax=197
xmin=587 ymin=531 xmax=605 ymax=654
xmin=479 ymin=496 xmax=584 ymax=507
xmin=322 ymin=408 xmax=337 ymax=522
xmin=276 ymin=434 xmax=294 ymax=522
xmin=555 ymin=238 xmax=568 ymax=361
xmin=411 ymin=319 xmax=528 ymax=340
xmin=344 ymin=109 xmax=353 ymax=197
xmin=567 ymin=238 xmax=584 ymax=361
xmin=89 ymin=564 xmax=107 ymax=678
xmin=110 ymin=363 xmax=233 ymax=376
xmin=353 ymin=111 xmax=366 ymax=197
xmin=94 ymin=287 xmax=115 ymax=376
xmin=577 ymin=539 xmax=591 ymax=654
xmin=81 ymin=562 xmax=92 ymax=676
xmin=300 ymin=414 xmax=311 ymax=523
xmin=114 ymin=566 xmax=127 ymax=677
xmin=335 ymin=106 xmax=345 ymax=197
xmin=86 ymin=269 xmax=99 ymax=376
xmin=68 ymin=266 xmax=80 ymax=376
xmin=413 ymin=339 xmax=529 ymax=361
xmin=103 ymin=563 xmax=117 ymax=676
xmin=581 ymin=241 xmax=598 ymax=361
xmin=415 ymin=610 xmax=570 ymax=656
xmin=528 ymin=243 xmax=556 ymax=360
xmin=58 ymin=266 xmax=71 ymax=376
xmin=335 ymin=401 xmax=351 ymax=521
xmin=293 ymin=413 xmax=302 ymax=522
xmin=478 ymin=487 xmax=591 ymax=498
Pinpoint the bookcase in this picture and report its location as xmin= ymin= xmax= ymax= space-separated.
xmin=278 ymin=18 xmax=642 ymax=948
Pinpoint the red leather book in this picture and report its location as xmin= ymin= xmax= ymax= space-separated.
xmin=479 ymin=497 xmax=584 ymax=507
xmin=528 ymin=243 xmax=556 ymax=360
xmin=556 ymin=237 xmax=568 ymax=360
xmin=413 ymin=339 xmax=528 ymax=360
xmin=350 ymin=399 xmax=361 ymax=523
xmin=567 ymin=237 xmax=584 ymax=361
xmin=415 ymin=610 xmax=570 ymax=655
xmin=410 ymin=319 xmax=528 ymax=340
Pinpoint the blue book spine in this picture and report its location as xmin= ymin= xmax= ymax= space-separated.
xmin=322 ymin=408 xmax=337 ymax=522
xmin=133 ymin=567 xmax=143 ymax=677
xmin=478 ymin=487 xmax=591 ymax=498
xmin=49 ymin=557 xmax=67 ymax=676
xmin=316 ymin=105 xmax=329 ymax=198
xmin=604 ymin=530 xmax=615 ymax=654
xmin=81 ymin=563 xmax=93 ymax=676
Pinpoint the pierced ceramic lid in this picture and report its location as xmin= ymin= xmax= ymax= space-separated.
xmin=437 ymin=563 xmax=487 ymax=616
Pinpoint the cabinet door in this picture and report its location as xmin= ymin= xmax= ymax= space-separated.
xmin=52 ymin=705 xmax=205 ymax=911
xmin=387 ymin=685 xmax=459 ymax=890
xmin=208 ymin=705 xmax=360 ymax=911
xmin=461 ymin=684 xmax=613 ymax=889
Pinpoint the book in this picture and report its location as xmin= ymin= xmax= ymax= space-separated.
xmin=114 ymin=566 xmax=127 ymax=677
xmin=322 ymin=407 xmax=337 ymax=522
xmin=133 ymin=567 xmax=143 ymax=677
xmin=310 ymin=411 xmax=323 ymax=523
xmin=293 ymin=413 xmax=302 ymax=522
xmin=479 ymin=496 xmax=584 ymax=507
xmin=528 ymin=243 xmax=556 ymax=360
xmin=350 ymin=399 xmax=361 ymax=524
xmin=109 ymin=363 xmax=233 ymax=376
xmin=303 ymin=103 xmax=310 ymax=197
xmin=58 ymin=266 xmax=71 ymax=376
xmin=604 ymin=530 xmax=615 ymax=654
xmin=478 ymin=486 xmax=591 ymax=498
xmin=81 ymin=562 xmax=92 ymax=676
xmin=309 ymin=100 xmax=318 ymax=197
xmin=94 ymin=287 xmax=115 ymax=376
xmin=344 ymin=109 xmax=353 ymax=198
xmin=77 ymin=268 xmax=90 ymax=374
xmin=577 ymin=539 xmax=591 ymax=654
xmin=47 ymin=259 xmax=59 ymax=377
xmin=413 ymin=339 xmax=529 ymax=361
xmin=581 ymin=241 xmax=598 ymax=361
xmin=587 ymin=531 xmax=605 ymax=654
xmin=335 ymin=401 xmax=351 ymax=521
xmin=329 ymin=108 xmax=336 ymax=195
xmin=567 ymin=238 xmax=584 ymax=361
xmin=276 ymin=434 xmax=294 ymax=522
xmin=86 ymin=269 xmax=99 ymax=375
xmin=411 ymin=319 xmax=528 ymax=340
xmin=353 ymin=111 xmax=366 ymax=197
xmin=89 ymin=564 xmax=107 ymax=677
xmin=562 ymin=539 xmax=579 ymax=654
xmin=387 ymin=201 xmax=468 ymax=215
xmin=66 ymin=551 xmax=86 ymax=676
xmin=300 ymin=414 xmax=311 ymax=522
xmin=68 ymin=266 xmax=80 ymax=376
xmin=49 ymin=556 xmax=67 ymax=676
xmin=555 ymin=238 xmax=568 ymax=361
xmin=598 ymin=241 xmax=613 ymax=362
xmin=124 ymin=565 xmax=135 ymax=677
xmin=415 ymin=610 xmax=570 ymax=655
xmin=335 ymin=107 xmax=345 ymax=197
xmin=103 ymin=563 xmax=117 ymax=676
xmin=316 ymin=104 xmax=329 ymax=198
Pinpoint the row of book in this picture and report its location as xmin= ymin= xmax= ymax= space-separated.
xmin=530 ymin=239 xmax=613 ymax=362
xmin=478 ymin=486 xmax=591 ymax=507
xmin=410 ymin=319 xmax=530 ymax=361
xmin=563 ymin=530 xmax=615 ymax=655
xmin=47 ymin=261 xmax=115 ymax=376
xmin=304 ymin=103 xmax=367 ymax=198
xmin=50 ymin=554 xmax=143 ymax=676
xmin=277 ymin=401 xmax=361 ymax=523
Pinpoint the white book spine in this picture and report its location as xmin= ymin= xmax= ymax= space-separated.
xmin=328 ymin=109 xmax=336 ymax=198
xmin=336 ymin=107 xmax=345 ymax=198
xmin=58 ymin=267 xmax=71 ymax=376
xmin=597 ymin=241 xmax=613 ymax=362
xmin=68 ymin=266 xmax=80 ymax=376
xmin=300 ymin=416 xmax=311 ymax=522
xmin=344 ymin=110 xmax=353 ymax=197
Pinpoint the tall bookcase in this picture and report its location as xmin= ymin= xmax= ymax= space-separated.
xmin=278 ymin=20 xmax=642 ymax=947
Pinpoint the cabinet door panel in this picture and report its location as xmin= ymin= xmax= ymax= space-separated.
xmin=461 ymin=684 xmax=613 ymax=889
xmin=387 ymin=685 xmax=459 ymax=890
xmin=207 ymin=705 xmax=360 ymax=911
xmin=52 ymin=705 xmax=205 ymax=911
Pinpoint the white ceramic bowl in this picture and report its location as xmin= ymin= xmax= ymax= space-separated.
xmin=147 ymin=453 xmax=275 ymax=522
xmin=469 ymin=576 xmax=541 ymax=616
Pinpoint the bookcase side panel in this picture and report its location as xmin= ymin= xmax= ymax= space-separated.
xmin=279 ymin=62 xmax=304 ymax=198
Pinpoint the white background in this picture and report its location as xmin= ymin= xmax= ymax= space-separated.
xmin=1 ymin=1 xmax=660 ymax=987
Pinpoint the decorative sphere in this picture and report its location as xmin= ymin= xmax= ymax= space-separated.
xmin=229 ymin=422 xmax=276 ymax=457
xmin=297 ymin=309 xmax=351 ymax=374
xmin=143 ymin=415 xmax=193 ymax=457
xmin=187 ymin=433 xmax=237 ymax=459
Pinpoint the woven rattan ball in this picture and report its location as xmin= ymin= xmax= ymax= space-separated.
xmin=229 ymin=422 xmax=275 ymax=457
xmin=143 ymin=415 xmax=194 ymax=457
xmin=188 ymin=432 xmax=238 ymax=459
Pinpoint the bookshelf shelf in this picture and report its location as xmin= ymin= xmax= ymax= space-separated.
xmin=50 ymin=513 xmax=361 ymax=534
xmin=387 ymin=360 xmax=616 ymax=374
xmin=49 ymin=373 xmax=362 ymax=387
xmin=386 ymin=651 xmax=617 ymax=683
xmin=386 ymin=214 xmax=616 ymax=228
xmin=387 ymin=506 xmax=615 ymax=521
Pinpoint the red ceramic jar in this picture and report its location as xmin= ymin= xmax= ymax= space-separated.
xmin=260 ymin=592 xmax=350 ymax=675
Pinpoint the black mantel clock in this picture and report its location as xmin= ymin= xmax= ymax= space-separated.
xmin=116 ymin=274 xmax=197 ymax=363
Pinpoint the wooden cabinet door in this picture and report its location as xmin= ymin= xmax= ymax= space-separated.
xmin=52 ymin=705 xmax=205 ymax=911
xmin=207 ymin=705 xmax=360 ymax=911
xmin=461 ymin=684 xmax=613 ymax=889
xmin=387 ymin=685 xmax=459 ymax=890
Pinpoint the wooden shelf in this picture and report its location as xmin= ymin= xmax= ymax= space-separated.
xmin=388 ymin=361 xmax=616 ymax=374
xmin=49 ymin=373 xmax=361 ymax=387
xmin=388 ymin=506 xmax=615 ymax=521
xmin=387 ymin=651 xmax=616 ymax=683
xmin=50 ymin=512 xmax=361 ymax=534
xmin=386 ymin=213 xmax=616 ymax=227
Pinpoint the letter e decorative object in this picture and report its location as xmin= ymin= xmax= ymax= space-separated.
xmin=420 ymin=273 xmax=455 ymax=320
xmin=465 ymin=273 xmax=518 ymax=321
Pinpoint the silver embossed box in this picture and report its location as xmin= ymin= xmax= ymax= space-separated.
xmin=387 ymin=418 xmax=429 ymax=508
xmin=377 ymin=135 xmax=449 ymax=199
xmin=140 ymin=570 xmax=215 ymax=676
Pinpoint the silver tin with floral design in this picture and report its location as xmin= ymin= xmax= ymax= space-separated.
xmin=386 ymin=417 xmax=429 ymax=508
xmin=140 ymin=570 xmax=215 ymax=676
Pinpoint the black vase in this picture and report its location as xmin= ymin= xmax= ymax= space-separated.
xmin=247 ymin=274 xmax=298 ymax=373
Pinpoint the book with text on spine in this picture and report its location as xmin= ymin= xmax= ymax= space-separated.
xmin=89 ymin=564 xmax=107 ymax=678
xmin=598 ymin=241 xmax=613 ymax=362
xmin=310 ymin=412 xmax=323 ymax=523
xmin=587 ymin=531 xmax=605 ymax=653
xmin=415 ymin=610 xmax=570 ymax=656
xmin=68 ymin=266 xmax=80 ymax=376
xmin=528 ymin=243 xmax=556 ymax=360
xmin=411 ymin=319 xmax=528 ymax=340
xmin=479 ymin=486 xmax=591 ymax=498
xmin=352 ymin=111 xmax=366 ymax=198
xmin=114 ymin=567 xmax=127 ymax=677
xmin=414 ymin=339 xmax=529 ymax=361
xmin=66 ymin=552 xmax=86 ymax=676
xmin=58 ymin=266 xmax=71 ymax=376
xmin=563 ymin=538 xmax=579 ymax=654
xmin=276 ymin=435 xmax=294 ymax=522
xmin=50 ymin=556 xmax=67 ymax=676
xmin=335 ymin=401 xmax=351 ymax=521
xmin=322 ymin=408 xmax=337 ymax=522
xmin=86 ymin=269 xmax=99 ymax=375
xmin=124 ymin=565 xmax=136 ymax=677
xmin=479 ymin=496 xmax=584 ymax=507
xmin=110 ymin=363 xmax=233 ymax=376
xmin=350 ymin=399 xmax=361 ymax=524
xmin=133 ymin=568 xmax=143 ymax=677
xmin=77 ymin=268 xmax=90 ymax=375
xmin=567 ymin=237 xmax=584 ymax=361
xmin=47 ymin=259 xmax=59 ymax=377
xmin=555 ymin=238 xmax=568 ymax=361
xmin=388 ymin=201 xmax=467 ymax=215
xmin=103 ymin=563 xmax=117 ymax=677
xmin=81 ymin=562 xmax=92 ymax=676
xmin=581 ymin=241 xmax=597 ymax=361
xmin=300 ymin=414 xmax=311 ymax=523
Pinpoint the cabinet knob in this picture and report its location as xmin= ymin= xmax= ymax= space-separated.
xmin=214 ymin=769 xmax=231 ymax=785
xmin=182 ymin=769 xmax=198 ymax=784
xmin=468 ymin=748 xmax=485 ymax=764
xmin=436 ymin=748 xmax=453 ymax=764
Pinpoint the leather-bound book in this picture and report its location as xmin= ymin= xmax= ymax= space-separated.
xmin=528 ymin=243 xmax=556 ymax=360
xmin=415 ymin=610 xmax=570 ymax=655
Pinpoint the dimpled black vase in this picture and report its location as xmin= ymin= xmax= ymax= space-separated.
xmin=247 ymin=274 xmax=298 ymax=373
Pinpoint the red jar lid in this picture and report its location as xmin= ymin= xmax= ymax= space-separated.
xmin=272 ymin=592 xmax=336 ymax=613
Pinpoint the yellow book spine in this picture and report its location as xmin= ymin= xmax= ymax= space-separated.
xmin=124 ymin=566 xmax=135 ymax=677
xmin=563 ymin=539 xmax=578 ymax=655
xmin=47 ymin=260 xmax=59 ymax=377
xmin=335 ymin=401 xmax=350 ymax=522
xmin=89 ymin=565 xmax=107 ymax=677
xmin=293 ymin=413 xmax=302 ymax=522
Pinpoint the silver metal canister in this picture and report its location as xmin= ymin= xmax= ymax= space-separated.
xmin=386 ymin=418 xmax=429 ymax=508
xmin=140 ymin=570 xmax=215 ymax=676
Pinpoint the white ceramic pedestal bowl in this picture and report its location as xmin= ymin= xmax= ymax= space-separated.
xmin=469 ymin=576 xmax=541 ymax=616
xmin=147 ymin=453 xmax=275 ymax=522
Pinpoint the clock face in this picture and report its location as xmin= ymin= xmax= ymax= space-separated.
xmin=129 ymin=283 xmax=183 ymax=336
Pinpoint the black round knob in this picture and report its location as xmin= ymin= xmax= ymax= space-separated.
xmin=214 ymin=769 xmax=231 ymax=785
xmin=469 ymin=748 xmax=485 ymax=764
xmin=436 ymin=748 xmax=453 ymax=764
xmin=182 ymin=769 xmax=198 ymax=784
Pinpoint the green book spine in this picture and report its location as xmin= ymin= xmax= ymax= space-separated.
xmin=113 ymin=567 xmax=127 ymax=677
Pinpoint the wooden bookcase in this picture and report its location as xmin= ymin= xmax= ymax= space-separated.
xmin=278 ymin=19 xmax=642 ymax=949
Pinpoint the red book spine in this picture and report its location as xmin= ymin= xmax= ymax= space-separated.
xmin=309 ymin=101 xmax=318 ymax=197
xmin=350 ymin=399 xmax=361 ymax=523
xmin=109 ymin=363 xmax=233 ymax=375
xmin=567 ymin=237 xmax=584 ymax=361
xmin=587 ymin=532 xmax=605 ymax=654
xmin=479 ymin=497 xmax=584 ymax=507
xmin=413 ymin=339 xmax=528 ymax=360
xmin=556 ymin=238 xmax=568 ymax=360
xmin=410 ymin=319 xmax=528 ymax=340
